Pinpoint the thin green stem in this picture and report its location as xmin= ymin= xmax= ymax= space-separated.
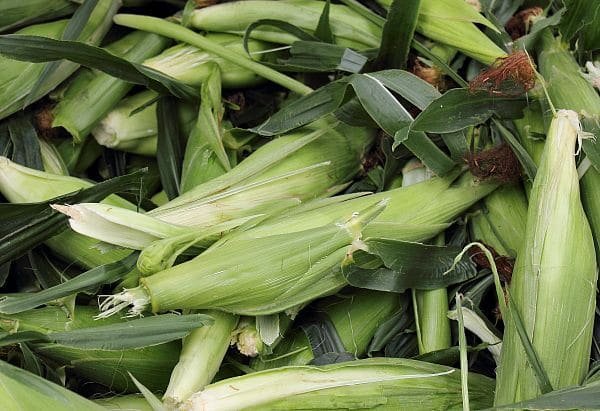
xmin=113 ymin=14 xmax=314 ymax=96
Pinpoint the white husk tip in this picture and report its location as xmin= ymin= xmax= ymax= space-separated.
xmin=51 ymin=204 xmax=82 ymax=219
xmin=95 ymin=287 xmax=149 ymax=319
xmin=581 ymin=61 xmax=600 ymax=90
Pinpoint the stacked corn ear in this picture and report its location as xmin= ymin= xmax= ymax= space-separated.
xmin=92 ymin=34 xmax=271 ymax=155
xmin=57 ymin=122 xmax=375 ymax=249
xmin=0 ymin=305 xmax=180 ymax=392
xmin=469 ymin=184 xmax=528 ymax=258
xmin=251 ymin=290 xmax=403 ymax=370
xmin=0 ymin=0 xmax=75 ymax=33
xmin=183 ymin=358 xmax=495 ymax=410
xmin=0 ymin=156 xmax=134 ymax=268
xmin=189 ymin=0 xmax=382 ymax=49
xmin=143 ymin=33 xmax=271 ymax=88
xmin=91 ymin=90 xmax=197 ymax=156
xmin=0 ymin=1 xmax=120 ymax=120
xmin=538 ymin=30 xmax=600 ymax=257
xmin=51 ymin=30 xmax=170 ymax=143
xmin=494 ymin=110 xmax=598 ymax=404
xmin=97 ymin=170 xmax=497 ymax=317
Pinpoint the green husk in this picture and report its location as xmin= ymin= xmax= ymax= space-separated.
xmin=251 ymin=289 xmax=402 ymax=370
xmin=98 ymin=170 xmax=496 ymax=317
xmin=61 ymin=123 xmax=375 ymax=249
xmin=91 ymin=90 xmax=196 ymax=156
xmin=52 ymin=30 xmax=170 ymax=143
xmin=402 ymin=160 xmax=450 ymax=354
xmin=0 ymin=1 xmax=120 ymax=120
xmin=163 ymin=310 xmax=238 ymax=408
xmin=494 ymin=110 xmax=598 ymax=404
xmin=538 ymin=30 xmax=600 ymax=258
xmin=189 ymin=0 xmax=382 ymax=49
xmin=180 ymin=63 xmax=229 ymax=191
xmin=469 ymin=184 xmax=528 ymax=258
xmin=143 ymin=33 xmax=270 ymax=88
xmin=0 ymin=306 xmax=180 ymax=393
xmin=0 ymin=0 xmax=75 ymax=33
xmin=184 ymin=357 xmax=495 ymax=410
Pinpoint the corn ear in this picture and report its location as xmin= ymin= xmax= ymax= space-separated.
xmin=184 ymin=357 xmax=494 ymax=410
xmin=538 ymin=30 xmax=600 ymax=258
xmin=99 ymin=199 xmax=388 ymax=317
xmin=52 ymin=30 xmax=169 ymax=142
xmin=0 ymin=0 xmax=75 ymax=33
xmin=469 ymin=184 xmax=528 ymax=258
xmin=143 ymin=33 xmax=270 ymax=88
xmin=61 ymin=124 xmax=374 ymax=249
xmin=163 ymin=310 xmax=238 ymax=408
xmin=494 ymin=110 xmax=598 ymax=404
xmin=0 ymin=306 xmax=180 ymax=393
xmin=189 ymin=0 xmax=382 ymax=49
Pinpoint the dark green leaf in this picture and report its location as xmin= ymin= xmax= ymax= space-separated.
xmin=441 ymin=130 xmax=470 ymax=161
xmin=412 ymin=89 xmax=527 ymax=133
xmin=350 ymin=74 xmax=455 ymax=174
xmin=370 ymin=69 xmax=441 ymax=110
xmin=243 ymin=19 xmax=317 ymax=57
xmin=368 ymin=293 xmax=412 ymax=355
xmin=345 ymin=239 xmax=477 ymax=292
xmin=490 ymin=380 xmax=600 ymax=410
xmin=19 ymin=342 xmax=44 ymax=377
xmin=274 ymin=41 xmax=367 ymax=73
xmin=314 ymin=0 xmax=333 ymax=43
xmin=7 ymin=114 xmax=43 ymax=171
xmin=0 ymin=124 xmax=11 ymax=158
xmin=251 ymin=80 xmax=350 ymax=136
xmin=0 ymin=253 xmax=137 ymax=314
xmin=27 ymin=248 xmax=69 ymax=289
xmin=156 ymin=96 xmax=183 ymax=200
xmin=0 ymin=35 xmax=198 ymax=101
xmin=0 ymin=262 xmax=9 ymax=288
xmin=374 ymin=0 xmax=420 ymax=69
xmin=48 ymin=313 xmax=213 ymax=350
xmin=299 ymin=312 xmax=352 ymax=364
xmin=414 ymin=343 xmax=491 ymax=366
xmin=25 ymin=0 xmax=99 ymax=108
xmin=0 ymin=170 xmax=145 ymax=265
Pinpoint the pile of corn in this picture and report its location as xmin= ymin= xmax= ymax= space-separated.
xmin=0 ymin=0 xmax=599 ymax=410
